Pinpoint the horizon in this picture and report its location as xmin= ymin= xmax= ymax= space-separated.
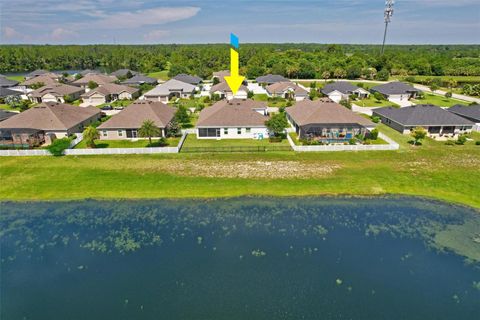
xmin=1 ymin=0 xmax=479 ymax=45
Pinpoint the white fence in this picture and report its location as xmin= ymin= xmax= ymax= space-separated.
xmin=0 ymin=132 xmax=189 ymax=157
xmin=287 ymin=132 xmax=399 ymax=152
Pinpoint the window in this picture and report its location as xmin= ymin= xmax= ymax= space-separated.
xmin=237 ymin=128 xmax=242 ymax=135
xmin=224 ymin=128 xmax=228 ymax=135
xmin=103 ymin=130 xmax=107 ymax=137
xmin=246 ymin=128 xmax=251 ymax=133
xmin=118 ymin=130 xmax=123 ymax=137
xmin=198 ymin=128 xmax=220 ymax=137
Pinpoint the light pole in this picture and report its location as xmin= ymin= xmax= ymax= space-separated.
xmin=381 ymin=0 xmax=394 ymax=55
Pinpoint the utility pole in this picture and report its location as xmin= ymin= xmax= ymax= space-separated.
xmin=381 ymin=0 xmax=394 ymax=55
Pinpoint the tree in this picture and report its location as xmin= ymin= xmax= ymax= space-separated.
xmin=265 ymin=113 xmax=288 ymax=137
xmin=369 ymin=129 xmax=379 ymax=140
xmin=88 ymin=81 xmax=98 ymax=90
xmin=63 ymin=94 xmax=75 ymax=103
xmin=175 ymin=105 xmax=190 ymax=126
xmin=333 ymin=68 xmax=346 ymax=79
xmin=375 ymin=69 xmax=390 ymax=81
xmin=166 ymin=119 xmax=181 ymax=137
xmin=445 ymin=91 xmax=453 ymax=98
xmin=212 ymin=77 xmax=220 ymax=85
xmin=138 ymin=119 xmax=160 ymax=145
xmin=429 ymin=78 xmax=442 ymax=92
xmin=410 ymin=127 xmax=427 ymax=146
xmin=322 ymin=71 xmax=330 ymax=83
xmin=373 ymin=92 xmax=385 ymax=101
xmin=83 ymin=126 xmax=99 ymax=148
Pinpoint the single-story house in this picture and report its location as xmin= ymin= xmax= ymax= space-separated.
xmin=266 ymin=82 xmax=309 ymax=101
xmin=371 ymin=82 xmax=422 ymax=101
xmin=97 ymin=100 xmax=175 ymax=139
xmin=0 ymin=102 xmax=101 ymax=147
xmin=321 ymin=81 xmax=370 ymax=103
xmin=210 ymin=81 xmax=248 ymax=100
xmin=196 ymin=99 xmax=269 ymax=139
xmin=286 ymin=99 xmax=375 ymax=141
xmin=173 ymin=74 xmax=202 ymax=86
xmin=143 ymin=79 xmax=196 ymax=103
xmin=121 ymin=75 xmax=158 ymax=86
xmin=111 ymin=69 xmax=139 ymax=78
xmin=79 ymin=69 xmax=101 ymax=76
xmin=25 ymin=69 xmax=52 ymax=80
xmin=0 ymin=87 xmax=22 ymax=99
xmin=256 ymin=74 xmax=289 ymax=85
xmin=28 ymin=84 xmax=84 ymax=103
xmin=81 ymin=83 xmax=139 ymax=106
xmin=72 ymin=74 xmax=118 ymax=89
xmin=448 ymin=104 xmax=480 ymax=131
xmin=0 ymin=76 xmax=19 ymax=88
xmin=372 ymin=104 xmax=473 ymax=137
xmin=21 ymin=74 xmax=59 ymax=87
xmin=0 ymin=110 xmax=17 ymax=122
xmin=212 ymin=70 xmax=230 ymax=83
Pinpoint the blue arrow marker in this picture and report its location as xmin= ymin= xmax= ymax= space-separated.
xmin=230 ymin=33 xmax=239 ymax=49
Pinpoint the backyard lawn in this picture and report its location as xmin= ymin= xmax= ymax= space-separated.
xmin=253 ymin=94 xmax=290 ymax=108
xmin=74 ymin=137 xmax=180 ymax=149
xmin=182 ymin=134 xmax=291 ymax=148
xmin=412 ymin=93 xmax=469 ymax=108
xmin=353 ymin=96 xmax=399 ymax=108
xmin=147 ymin=70 xmax=169 ymax=81
xmin=0 ymin=104 xmax=16 ymax=111
xmin=6 ymin=75 xmax=25 ymax=82
xmin=98 ymin=100 xmax=133 ymax=109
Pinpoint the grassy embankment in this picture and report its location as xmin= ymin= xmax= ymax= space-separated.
xmin=1 ymin=125 xmax=479 ymax=208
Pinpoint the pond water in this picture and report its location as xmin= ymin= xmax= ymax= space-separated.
xmin=1 ymin=197 xmax=479 ymax=319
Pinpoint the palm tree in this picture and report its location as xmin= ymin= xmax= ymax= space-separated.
xmin=139 ymin=119 xmax=160 ymax=145
xmin=322 ymin=71 xmax=330 ymax=83
xmin=83 ymin=126 xmax=99 ymax=148
xmin=334 ymin=68 xmax=347 ymax=80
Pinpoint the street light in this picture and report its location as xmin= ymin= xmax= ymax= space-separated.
xmin=381 ymin=0 xmax=395 ymax=55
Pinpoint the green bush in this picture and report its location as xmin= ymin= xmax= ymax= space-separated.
xmin=476 ymin=141 xmax=480 ymax=145
xmin=371 ymin=116 xmax=380 ymax=123
xmin=349 ymin=138 xmax=356 ymax=145
xmin=369 ymin=129 xmax=379 ymax=140
xmin=456 ymin=135 xmax=467 ymax=145
xmin=46 ymin=138 xmax=71 ymax=156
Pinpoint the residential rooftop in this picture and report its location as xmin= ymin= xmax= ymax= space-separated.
xmin=371 ymin=81 xmax=421 ymax=95
xmin=321 ymin=81 xmax=362 ymax=95
xmin=448 ymin=104 xmax=480 ymax=122
xmin=173 ymin=74 xmax=202 ymax=85
xmin=197 ymin=99 xmax=268 ymax=128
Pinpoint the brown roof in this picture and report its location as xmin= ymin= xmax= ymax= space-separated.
xmin=72 ymin=74 xmax=118 ymax=86
xmin=29 ymin=84 xmax=84 ymax=98
xmin=0 ymin=102 xmax=101 ymax=131
xmin=286 ymin=99 xmax=374 ymax=127
xmin=212 ymin=70 xmax=230 ymax=80
xmin=197 ymin=99 xmax=268 ymax=127
xmin=266 ymin=82 xmax=308 ymax=95
xmin=210 ymin=81 xmax=248 ymax=94
xmin=81 ymin=83 xmax=139 ymax=97
xmin=21 ymin=75 xmax=59 ymax=86
xmin=98 ymin=100 xmax=175 ymax=129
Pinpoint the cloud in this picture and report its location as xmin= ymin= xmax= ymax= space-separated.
xmin=1 ymin=27 xmax=30 ymax=41
xmin=143 ymin=30 xmax=170 ymax=42
xmin=50 ymin=28 xmax=78 ymax=41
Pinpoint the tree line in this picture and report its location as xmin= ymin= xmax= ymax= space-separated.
xmin=0 ymin=44 xmax=479 ymax=80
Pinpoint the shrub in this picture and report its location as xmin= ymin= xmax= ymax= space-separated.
xmin=404 ymin=76 xmax=416 ymax=83
xmin=375 ymin=69 xmax=390 ymax=81
xmin=455 ymin=134 xmax=467 ymax=145
xmin=371 ymin=116 xmax=380 ymax=123
xmin=369 ymin=129 xmax=379 ymax=140
xmin=476 ymin=141 xmax=480 ymax=145
xmin=445 ymin=91 xmax=453 ymax=98
xmin=46 ymin=138 xmax=71 ymax=156
xmin=339 ymin=99 xmax=351 ymax=109
xmin=373 ymin=92 xmax=384 ymax=101
xmin=349 ymin=138 xmax=356 ymax=145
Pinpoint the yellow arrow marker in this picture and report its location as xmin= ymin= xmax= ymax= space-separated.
xmin=224 ymin=48 xmax=245 ymax=95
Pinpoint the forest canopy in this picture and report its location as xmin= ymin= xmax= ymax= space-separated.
xmin=0 ymin=44 xmax=479 ymax=80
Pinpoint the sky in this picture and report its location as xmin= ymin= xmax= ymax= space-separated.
xmin=0 ymin=0 xmax=479 ymax=45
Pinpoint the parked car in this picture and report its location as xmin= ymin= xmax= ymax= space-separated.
xmin=114 ymin=106 xmax=124 ymax=110
xmin=101 ymin=105 xmax=112 ymax=110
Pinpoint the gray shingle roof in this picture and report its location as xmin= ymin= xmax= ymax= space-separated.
xmin=448 ymin=104 xmax=480 ymax=122
xmin=121 ymin=75 xmax=158 ymax=85
xmin=0 ymin=76 xmax=19 ymax=88
xmin=173 ymin=74 xmax=202 ymax=85
xmin=371 ymin=82 xmax=421 ymax=96
xmin=110 ymin=69 xmax=139 ymax=78
xmin=256 ymin=74 xmax=289 ymax=84
xmin=373 ymin=105 xmax=474 ymax=126
xmin=321 ymin=81 xmax=359 ymax=95
xmin=144 ymin=79 xmax=196 ymax=97
xmin=27 ymin=69 xmax=50 ymax=78
xmin=0 ymin=87 xmax=22 ymax=98
xmin=0 ymin=110 xmax=18 ymax=122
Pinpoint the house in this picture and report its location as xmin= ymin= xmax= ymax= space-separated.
xmin=321 ymin=81 xmax=370 ymax=103
xmin=371 ymin=82 xmax=421 ymax=101
xmin=111 ymin=69 xmax=139 ymax=78
xmin=372 ymin=104 xmax=473 ymax=137
xmin=121 ymin=75 xmax=158 ymax=86
xmin=143 ymin=79 xmax=196 ymax=103
xmin=71 ymin=74 xmax=118 ymax=89
xmin=210 ymin=81 xmax=249 ymax=100
xmin=448 ymin=104 xmax=480 ymax=131
xmin=97 ymin=100 xmax=175 ymax=139
xmin=286 ymin=99 xmax=375 ymax=141
xmin=256 ymin=74 xmax=289 ymax=85
xmin=196 ymin=99 xmax=269 ymax=139
xmin=266 ymin=82 xmax=309 ymax=101
xmin=212 ymin=70 xmax=230 ymax=83
xmin=28 ymin=84 xmax=84 ymax=103
xmin=21 ymin=74 xmax=59 ymax=87
xmin=25 ymin=69 xmax=52 ymax=80
xmin=0 ymin=102 xmax=101 ymax=147
xmin=79 ymin=69 xmax=101 ymax=76
xmin=173 ymin=74 xmax=202 ymax=86
xmin=0 ymin=76 xmax=19 ymax=88
xmin=0 ymin=87 xmax=22 ymax=100
xmin=81 ymin=83 xmax=139 ymax=106
xmin=0 ymin=110 xmax=17 ymax=122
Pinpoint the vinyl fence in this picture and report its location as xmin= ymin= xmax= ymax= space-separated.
xmin=181 ymin=145 xmax=292 ymax=153
xmin=287 ymin=132 xmax=399 ymax=152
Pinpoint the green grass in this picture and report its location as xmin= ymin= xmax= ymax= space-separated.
xmin=412 ymin=93 xmax=468 ymax=108
xmin=147 ymin=70 xmax=169 ymax=81
xmin=348 ymin=81 xmax=384 ymax=90
xmin=1 ymin=126 xmax=479 ymax=208
xmin=0 ymin=104 xmax=16 ymax=111
xmin=289 ymin=131 xmax=388 ymax=146
xmin=98 ymin=100 xmax=133 ymax=109
xmin=6 ymin=75 xmax=25 ymax=82
xmin=75 ymin=138 xmax=180 ymax=149
xmin=392 ymin=75 xmax=480 ymax=84
xmin=183 ymin=134 xmax=290 ymax=148
xmin=353 ymin=96 xmax=399 ymax=108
